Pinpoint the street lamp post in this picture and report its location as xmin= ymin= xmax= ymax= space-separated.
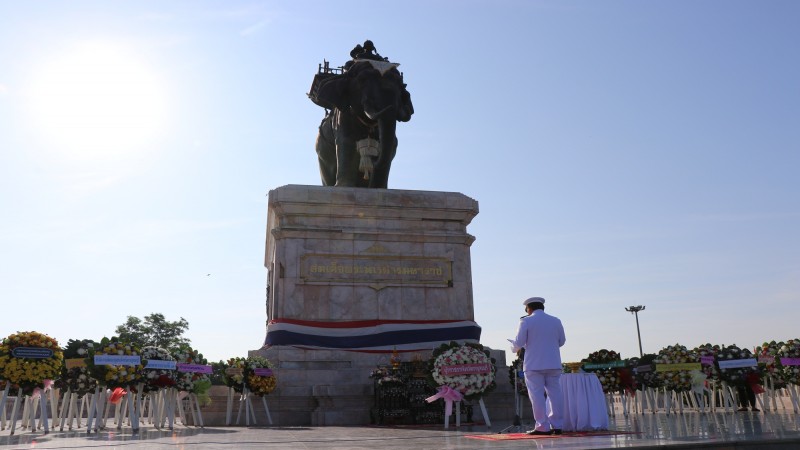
xmin=625 ymin=305 xmax=646 ymax=357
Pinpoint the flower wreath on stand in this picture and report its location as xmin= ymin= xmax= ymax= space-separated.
xmin=508 ymin=348 xmax=527 ymax=396
xmin=141 ymin=346 xmax=177 ymax=393
xmin=58 ymin=339 xmax=98 ymax=397
xmin=759 ymin=340 xmax=788 ymax=389
xmin=715 ymin=344 xmax=760 ymax=389
xmin=173 ymin=346 xmax=212 ymax=406
xmin=655 ymin=344 xmax=700 ymax=393
xmin=244 ymin=356 xmax=277 ymax=397
xmin=628 ymin=354 xmax=663 ymax=392
xmin=775 ymin=338 xmax=800 ymax=386
xmin=581 ymin=349 xmax=632 ymax=394
xmin=223 ymin=357 xmax=247 ymax=393
xmin=426 ymin=341 xmax=496 ymax=423
xmin=693 ymin=343 xmax=721 ymax=385
xmin=0 ymin=331 xmax=63 ymax=396
xmin=86 ymin=337 xmax=145 ymax=391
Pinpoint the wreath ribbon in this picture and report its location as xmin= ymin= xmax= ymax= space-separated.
xmin=425 ymin=385 xmax=463 ymax=417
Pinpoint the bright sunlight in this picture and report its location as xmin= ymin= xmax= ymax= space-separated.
xmin=26 ymin=41 xmax=168 ymax=163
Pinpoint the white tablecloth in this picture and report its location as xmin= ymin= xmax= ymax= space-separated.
xmin=560 ymin=373 xmax=609 ymax=431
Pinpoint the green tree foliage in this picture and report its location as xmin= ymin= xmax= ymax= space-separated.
xmin=115 ymin=313 xmax=190 ymax=352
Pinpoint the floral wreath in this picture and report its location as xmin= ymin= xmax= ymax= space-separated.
xmin=693 ymin=343 xmax=721 ymax=382
xmin=86 ymin=337 xmax=145 ymax=389
xmin=508 ymin=349 xmax=527 ymax=396
xmin=0 ymin=331 xmax=63 ymax=396
xmin=58 ymin=339 xmax=98 ymax=397
xmin=223 ymin=357 xmax=247 ymax=393
xmin=714 ymin=344 xmax=759 ymax=386
xmin=655 ymin=344 xmax=700 ymax=392
xmin=581 ymin=349 xmax=632 ymax=394
xmin=427 ymin=341 xmax=496 ymax=400
xmin=244 ymin=356 xmax=277 ymax=396
xmin=775 ymin=338 xmax=800 ymax=386
xmin=173 ymin=345 xmax=212 ymax=405
xmin=628 ymin=354 xmax=663 ymax=390
xmin=141 ymin=346 xmax=177 ymax=392
xmin=759 ymin=340 xmax=788 ymax=389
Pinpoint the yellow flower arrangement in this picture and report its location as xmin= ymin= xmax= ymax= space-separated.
xmin=86 ymin=338 xmax=145 ymax=389
xmin=244 ymin=356 xmax=277 ymax=396
xmin=223 ymin=357 xmax=247 ymax=393
xmin=0 ymin=331 xmax=63 ymax=396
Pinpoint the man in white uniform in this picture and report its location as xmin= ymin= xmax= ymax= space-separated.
xmin=511 ymin=297 xmax=566 ymax=435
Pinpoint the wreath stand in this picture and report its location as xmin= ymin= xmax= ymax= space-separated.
xmin=230 ymin=387 xmax=272 ymax=426
xmin=175 ymin=391 xmax=204 ymax=427
xmin=0 ymin=384 xmax=9 ymax=430
xmin=499 ymin=368 xmax=525 ymax=433
xmin=8 ymin=387 xmax=52 ymax=434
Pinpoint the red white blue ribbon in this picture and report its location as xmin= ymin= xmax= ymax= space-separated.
xmin=263 ymin=318 xmax=481 ymax=353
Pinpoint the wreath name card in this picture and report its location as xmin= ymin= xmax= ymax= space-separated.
xmin=700 ymin=356 xmax=715 ymax=365
xmin=655 ymin=363 xmax=701 ymax=372
xmin=145 ymin=359 xmax=177 ymax=370
xmin=94 ymin=355 xmax=141 ymax=366
xmin=440 ymin=363 xmax=491 ymax=377
xmin=177 ymin=363 xmax=213 ymax=374
xmin=781 ymin=358 xmax=800 ymax=366
xmin=254 ymin=368 xmax=274 ymax=376
xmin=583 ymin=361 xmax=627 ymax=370
xmin=11 ymin=347 xmax=54 ymax=359
xmin=65 ymin=358 xmax=87 ymax=369
xmin=718 ymin=359 xmax=757 ymax=369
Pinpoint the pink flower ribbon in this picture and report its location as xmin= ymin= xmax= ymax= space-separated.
xmin=425 ymin=385 xmax=463 ymax=417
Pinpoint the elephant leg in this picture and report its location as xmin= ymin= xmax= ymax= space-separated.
xmin=334 ymin=136 xmax=360 ymax=187
xmin=316 ymin=118 xmax=337 ymax=186
xmin=369 ymin=137 xmax=397 ymax=189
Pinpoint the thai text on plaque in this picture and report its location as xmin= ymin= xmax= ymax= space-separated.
xmin=301 ymin=254 xmax=452 ymax=285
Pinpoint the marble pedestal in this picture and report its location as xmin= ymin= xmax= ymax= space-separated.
xmin=250 ymin=185 xmax=491 ymax=425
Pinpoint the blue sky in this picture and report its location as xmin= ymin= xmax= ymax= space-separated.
xmin=1 ymin=1 xmax=798 ymax=365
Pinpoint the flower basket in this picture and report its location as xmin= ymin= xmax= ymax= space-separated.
xmin=427 ymin=341 xmax=496 ymax=401
xmin=0 ymin=331 xmax=63 ymax=396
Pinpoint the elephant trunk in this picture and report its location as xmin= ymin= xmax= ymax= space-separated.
xmin=374 ymin=113 xmax=396 ymax=179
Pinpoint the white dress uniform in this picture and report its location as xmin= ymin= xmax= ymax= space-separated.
xmin=511 ymin=303 xmax=566 ymax=433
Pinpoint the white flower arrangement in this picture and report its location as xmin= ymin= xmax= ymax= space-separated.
xmin=430 ymin=342 xmax=496 ymax=399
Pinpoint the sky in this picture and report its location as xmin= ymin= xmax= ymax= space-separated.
xmin=1 ymin=1 xmax=798 ymax=366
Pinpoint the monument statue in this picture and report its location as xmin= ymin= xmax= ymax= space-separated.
xmin=308 ymin=40 xmax=414 ymax=188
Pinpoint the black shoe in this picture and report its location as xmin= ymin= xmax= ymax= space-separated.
xmin=526 ymin=430 xmax=552 ymax=436
xmin=752 ymin=408 xmax=760 ymax=412
xmin=551 ymin=429 xmax=563 ymax=435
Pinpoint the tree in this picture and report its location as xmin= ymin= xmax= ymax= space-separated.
xmin=115 ymin=313 xmax=190 ymax=352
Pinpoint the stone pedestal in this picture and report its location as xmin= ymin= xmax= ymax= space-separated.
xmin=249 ymin=185 xmax=506 ymax=426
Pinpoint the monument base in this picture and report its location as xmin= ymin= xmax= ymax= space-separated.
xmin=242 ymin=346 xmax=511 ymax=426
xmin=248 ymin=185 xmax=508 ymax=426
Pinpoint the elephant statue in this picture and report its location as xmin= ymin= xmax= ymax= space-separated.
xmin=311 ymin=43 xmax=413 ymax=188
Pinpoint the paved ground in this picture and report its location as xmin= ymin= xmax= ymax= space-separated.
xmin=2 ymin=410 xmax=800 ymax=449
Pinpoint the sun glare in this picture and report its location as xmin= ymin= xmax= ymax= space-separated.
xmin=27 ymin=41 xmax=168 ymax=164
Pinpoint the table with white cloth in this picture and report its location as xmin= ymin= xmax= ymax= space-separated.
xmin=560 ymin=372 xmax=609 ymax=431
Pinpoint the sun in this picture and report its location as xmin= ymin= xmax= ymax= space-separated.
xmin=26 ymin=41 xmax=168 ymax=164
